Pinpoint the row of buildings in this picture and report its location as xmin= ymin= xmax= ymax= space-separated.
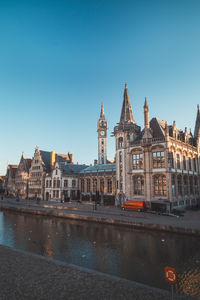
xmin=3 ymin=84 xmax=200 ymax=210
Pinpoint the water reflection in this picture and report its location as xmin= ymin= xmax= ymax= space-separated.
xmin=0 ymin=210 xmax=200 ymax=299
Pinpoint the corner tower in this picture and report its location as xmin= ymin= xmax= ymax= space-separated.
xmin=114 ymin=83 xmax=141 ymax=202
xmin=98 ymin=103 xmax=107 ymax=164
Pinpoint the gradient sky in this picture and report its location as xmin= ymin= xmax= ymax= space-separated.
xmin=1 ymin=0 xmax=200 ymax=174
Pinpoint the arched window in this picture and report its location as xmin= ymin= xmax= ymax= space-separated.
xmin=176 ymin=154 xmax=180 ymax=169
xmin=133 ymin=176 xmax=144 ymax=195
xmin=154 ymin=175 xmax=167 ymax=196
xmin=118 ymin=137 xmax=123 ymax=148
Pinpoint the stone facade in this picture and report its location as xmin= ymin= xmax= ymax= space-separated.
xmin=114 ymin=84 xmax=200 ymax=210
xmin=4 ymin=164 xmax=18 ymax=197
xmin=28 ymin=146 xmax=73 ymax=200
xmin=15 ymin=153 xmax=32 ymax=199
xmin=44 ymin=162 xmax=88 ymax=201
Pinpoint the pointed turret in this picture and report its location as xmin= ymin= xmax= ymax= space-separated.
xmin=100 ymin=103 xmax=105 ymax=119
xmin=144 ymin=97 xmax=149 ymax=129
xmin=194 ymin=104 xmax=200 ymax=138
xmin=120 ymin=83 xmax=135 ymax=124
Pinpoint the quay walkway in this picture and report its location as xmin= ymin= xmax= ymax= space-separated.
xmin=0 ymin=198 xmax=200 ymax=236
xmin=0 ymin=244 xmax=191 ymax=300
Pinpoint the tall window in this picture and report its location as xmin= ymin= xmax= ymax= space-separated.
xmin=93 ymin=179 xmax=97 ymax=192
xmin=193 ymin=158 xmax=197 ymax=172
xmin=81 ymin=179 xmax=84 ymax=192
xmin=183 ymin=176 xmax=188 ymax=195
xmin=176 ymin=154 xmax=180 ymax=169
xmin=87 ymin=179 xmax=91 ymax=193
xmin=154 ymin=175 xmax=167 ymax=196
xmin=189 ymin=158 xmax=192 ymax=170
xmin=100 ymin=179 xmax=104 ymax=193
xmin=46 ymin=180 xmax=48 ymax=188
xmin=189 ymin=177 xmax=193 ymax=194
xmin=64 ymin=180 xmax=68 ymax=187
xmin=183 ymin=156 xmax=186 ymax=170
xmin=171 ymin=175 xmax=175 ymax=196
xmin=133 ymin=153 xmax=143 ymax=169
xmin=72 ymin=180 xmax=76 ymax=187
xmin=194 ymin=177 xmax=198 ymax=194
xmin=153 ymin=152 xmax=165 ymax=168
xmin=118 ymin=137 xmax=123 ymax=148
xmin=133 ymin=176 xmax=144 ymax=195
xmin=120 ymin=165 xmax=123 ymax=177
xmin=177 ymin=175 xmax=182 ymax=195
xmin=53 ymin=179 xmax=56 ymax=188
xmin=119 ymin=152 xmax=122 ymax=163
xmin=168 ymin=152 xmax=174 ymax=168
xmin=57 ymin=180 xmax=60 ymax=188
xmin=107 ymin=179 xmax=112 ymax=193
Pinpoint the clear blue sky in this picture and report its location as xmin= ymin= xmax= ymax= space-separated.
xmin=1 ymin=0 xmax=200 ymax=174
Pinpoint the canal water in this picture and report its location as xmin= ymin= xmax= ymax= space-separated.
xmin=0 ymin=210 xmax=200 ymax=299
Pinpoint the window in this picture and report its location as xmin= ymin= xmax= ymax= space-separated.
xmin=64 ymin=180 xmax=68 ymax=187
xmin=153 ymin=152 xmax=165 ymax=168
xmin=189 ymin=158 xmax=192 ymax=170
xmin=154 ymin=175 xmax=167 ymax=196
xmin=183 ymin=156 xmax=186 ymax=170
xmin=53 ymin=179 xmax=56 ymax=188
xmin=107 ymin=179 xmax=112 ymax=193
xmin=176 ymin=154 xmax=180 ymax=169
xmin=53 ymin=190 xmax=55 ymax=198
xmin=50 ymin=180 xmax=52 ymax=187
xmin=46 ymin=180 xmax=48 ymax=188
xmin=194 ymin=177 xmax=198 ymax=194
xmin=177 ymin=175 xmax=182 ymax=195
xmin=56 ymin=169 xmax=58 ymax=175
xmin=87 ymin=179 xmax=91 ymax=193
xmin=133 ymin=154 xmax=143 ymax=169
xmin=56 ymin=190 xmax=59 ymax=198
xmin=183 ymin=176 xmax=188 ymax=195
xmin=119 ymin=152 xmax=122 ymax=163
xmin=100 ymin=179 xmax=104 ymax=193
xmin=189 ymin=177 xmax=193 ymax=194
xmin=133 ymin=176 xmax=144 ymax=195
xmin=93 ymin=179 xmax=97 ymax=193
xmin=81 ymin=179 xmax=84 ymax=192
xmin=57 ymin=180 xmax=60 ymax=188
xmin=118 ymin=137 xmax=123 ymax=148
xmin=168 ymin=152 xmax=174 ymax=168
xmin=72 ymin=180 xmax=76 ymax=188
xmin=171 ymin=175 xmax=175 ymax=196
xmin=193 ymin=158 xmax=197 ymax=172
xmin=120 ymin=165 xmax=123 ymax=177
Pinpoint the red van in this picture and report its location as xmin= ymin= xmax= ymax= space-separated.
xmin=121 ymin=200 xmax=146 ymax=212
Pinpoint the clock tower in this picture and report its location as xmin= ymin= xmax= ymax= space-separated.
xmin=98 ymin=103 xmax=107 ymax=164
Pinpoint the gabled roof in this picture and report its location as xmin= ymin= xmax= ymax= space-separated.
xmin=150 ymin=118 xmax=165 ymax=138
xmin=40 ymin=150 xmax=52 ymax=171
xmin=120 ymin=83 xmax=135 ymax=124
xmin=24 ymin=159 xmax=32 ymax=172
xmin=80 ymin=163 xmax=116 ymax=174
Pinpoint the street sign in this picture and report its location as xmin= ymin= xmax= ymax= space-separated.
xmin=164 ymin=266 xmax=177 ymax=285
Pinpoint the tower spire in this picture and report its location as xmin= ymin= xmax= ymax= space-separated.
xmin=194 ymin=104 xmax=200 ymax=138
xmin=120 ymin=83 xmax=135 ymax=124
xmin=144 ymin=97 xmax=149 ymax=129
xmin=100 ymin=103 xmax=105 ymax=119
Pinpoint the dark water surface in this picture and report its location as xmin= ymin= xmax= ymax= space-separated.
xmin=0 ymin=210 xmax=200 ymax=299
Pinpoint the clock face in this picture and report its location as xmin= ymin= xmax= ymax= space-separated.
xmin=100 ymin=131 xmax=105 ymax=136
